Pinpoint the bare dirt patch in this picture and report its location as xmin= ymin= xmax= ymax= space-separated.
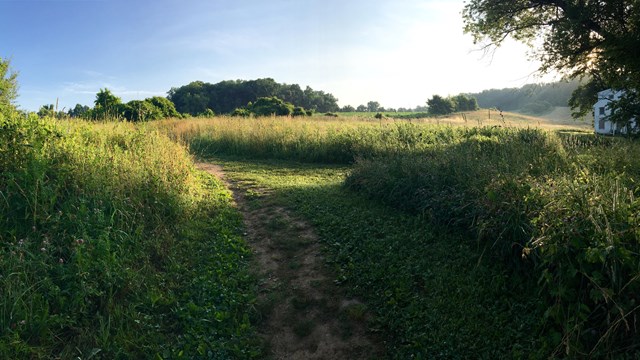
xmin=196 ymin=162 xmax=382 ymax=360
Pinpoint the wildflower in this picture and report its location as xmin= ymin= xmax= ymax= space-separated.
xmin=59 ymin=258 xmax=64 ymax=264
xmin=76 ymin=239 xmax=85 ymax=245
xmin=40 ymin=247 xmax=46 ymax=252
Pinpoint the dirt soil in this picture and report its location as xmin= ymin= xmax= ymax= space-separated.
xmin=196 ymin=162 xmax=383 ymax=360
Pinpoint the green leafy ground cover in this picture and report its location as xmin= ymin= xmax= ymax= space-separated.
xmin=202 ymin=157 xmax=543 ymax=359
xmin=175 ymin=116 xmax=639 ymax=358
xmin=0 ymin=114 xmax=260 ymax=358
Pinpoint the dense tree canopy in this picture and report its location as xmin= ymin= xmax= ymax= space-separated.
xmin=463 ymin=0 xmax=640 ymax=124
xmin=168 ymin=78 xmax=339 ymax=115
xmin=427 ymin=95 xmax=455 ymax=115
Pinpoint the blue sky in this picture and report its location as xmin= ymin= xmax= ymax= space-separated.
xmin=1 ymin=0 xmax=554 ymax=112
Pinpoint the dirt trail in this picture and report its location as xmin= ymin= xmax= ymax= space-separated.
xmin=196 ymin=162 xmax=382 ymax=360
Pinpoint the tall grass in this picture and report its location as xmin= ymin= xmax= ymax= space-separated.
xmin=0 ymin=113 xmax=260 ymax=358
xmin=345 ymin=128 xmax=640 ymax=357
xmin=155 ymin=115 xmax=637 ymax=357
xmin=155 ymin=116 xmax=489 ymax=163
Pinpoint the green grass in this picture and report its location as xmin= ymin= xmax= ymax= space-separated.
xmin=345 ymin=128 xmax=640 ymax=357
xmin=202 ymin=156 xmax=543 ymax=359
xmin=0 ymin=114 xmax=261 ymax=358
xmin=174 ymin=114 xmax=639 ymax=358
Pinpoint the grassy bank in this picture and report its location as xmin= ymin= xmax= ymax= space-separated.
xmin=0 ymin=114 xmax=260 ymax=358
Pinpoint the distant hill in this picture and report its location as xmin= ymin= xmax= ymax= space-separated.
xmin=466 ymin=80 xmax=581 ymax=116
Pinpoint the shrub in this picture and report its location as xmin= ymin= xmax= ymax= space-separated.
xmin=249 ymin=97 xmax=293 ymax=116
xmin=231 ymin=108 xmax=251 ymax=117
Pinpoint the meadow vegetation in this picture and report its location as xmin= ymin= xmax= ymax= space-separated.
xmin=160 ymin=115 xmax=640 ymax=358
xmin=0 ymin=112 xmax=260 ymax=358
xmin=3 ymin=91 xmax=638 ymax=358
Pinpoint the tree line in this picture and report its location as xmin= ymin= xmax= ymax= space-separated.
xmin=467 ymin=80 xmax=580 ymax=115
xmin=167 ymin=78 xmax=339 ymax=115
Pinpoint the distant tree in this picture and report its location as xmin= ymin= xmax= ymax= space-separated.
xmin=92 ymin=88 xmax=122 ymax=119
xmin=292 ymin=106 xmax=310 ymax=117
xmin=37 ymin=104 xmax=55 ymax=118
xmin=0 ymin=57 xmax=18 ymax=114
xmin=168 ymin=79 xmax=339 ymax=115
xmin=452 ymin=94 xmax=479 ymax=112
xmin=68 ymin=103 xmax=90 ymax=118
xmin=398 ymin=107 xmax=408 ymax=112
xmin=340 ymin=105 xmax=356 ymax=112
xmin=147 ymin=96 xmax=179 ymax=118
xmin=167 ymin=81 xmax=209 ymax=115
xmin=231 ymin=108 xmax=251 ymax=117
xmin=427 ymin=95 xmax=454 ymax=115
xmin=356 ymin=105 xmax=367 ymax=112
xmin=198 ymin=108 xmax=215 ymax=118
xmin=367 ymin=101 xmax=381 ymax=112
xmin=121 ymin=100 xmax=162 ymax=122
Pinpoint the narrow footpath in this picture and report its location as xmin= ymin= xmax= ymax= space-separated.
xmin=197 ymin=162 xmax=382 ymax=360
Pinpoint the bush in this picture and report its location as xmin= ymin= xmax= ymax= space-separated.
xmin=292 ymin=106 xmax=307 ymax=117
xmin=249 ymin=97 xmax=293 ymax=116
xmin=231 ymin=108 xmax=251 ymax=117
xmin=198 ymin=108 xmax=215 ymax=118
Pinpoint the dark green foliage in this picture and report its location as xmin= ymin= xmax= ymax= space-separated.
xmin=606 ymin=90 xmax=640 ymax=133
xmin=211 ymin=159 xmax=543 ymax=358
xmin=248 ymin=97 xmax=293 ymax=116
xmin=68 ymin=103 xmax=90 ymax=118
xmin=0 ymin=115 xmax=260 ymax=358
xmin=147 ymin=96 xmax=180 ymax=118
xmin=121 ymin=99 xmax=162 ymax=122
xmin=292 ymin=106 xmax=308 ymax=117
xmin=366 ymin=101 xmax=380 ymax=112
xmin=90 ymin=88 xmax=122 ymax=120
xmin=463 ymin=0 xmax=640 ymax=124
xmin=231 ymin=107 xmax=251 ymax=117
xmin=345 ymin=127 xmax=640 ymax=356
xmin=37 ymin=104 xmax=55 ymax=118
xmin=198 ymin=108 xmax=215 ymax=118
xmin=168 ymin=78 xmax=339 ymax=115
xmin=451 ymin=94 xmax=479 ymax=112
xmin=569 ymin=79 xmax=606 ymax=119
xmin=427 ymin=94 xmax=455 ymax=115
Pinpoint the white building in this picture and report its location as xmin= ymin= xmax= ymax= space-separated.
xmin=593 ymin=89 xmax=637 ymax=135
